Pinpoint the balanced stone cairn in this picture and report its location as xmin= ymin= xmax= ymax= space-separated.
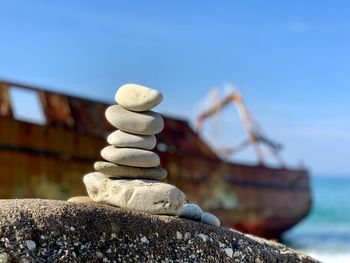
xmin=77 ymin=83 xmax=220 ymax=226
xmin=83 ymin=84 xmax=185 ymax=215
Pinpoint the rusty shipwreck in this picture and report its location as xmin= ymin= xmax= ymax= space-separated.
xmin=0 ymin=81 xmax=311 ymax=238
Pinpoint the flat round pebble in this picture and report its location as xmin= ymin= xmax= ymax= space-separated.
xmin=101 ymin=146 xmax=160 ymax=168
xmin=105 ymin=105 xmax=164 ymax=135
xmin=201 ymin=212 xmax=220 ymax=227
xmin=115 ymin=83 xmax=163 ymax=112
xmin=107 ymin=130 xmax=156 ymax=150
xmin=179 ymin=203 xmax=203 ymax=221
xmin=94 ymin=161 xmax=167 ymax=180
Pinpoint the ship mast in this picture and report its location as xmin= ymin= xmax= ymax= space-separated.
xmin=195 ymin=91 xmax=285 ymax=167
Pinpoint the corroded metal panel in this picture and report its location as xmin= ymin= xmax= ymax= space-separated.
xmin=40 ymin=91 xmax=74 ymax=127
xmin=0 ymin=83 xmax=12 ymax=117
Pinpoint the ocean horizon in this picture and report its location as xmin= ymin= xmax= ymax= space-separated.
xmin=282 ymin=175 xmax=350 ymax=262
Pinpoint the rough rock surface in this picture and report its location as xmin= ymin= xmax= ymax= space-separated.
xmin=105 ymin=105 xmax=164 ymax=135
xmin=115 ymin=83 xmax=163 ymax=112
xmin=83 ymin=173 xmax=185 ymax=215
xmin=0 ymin=199 xmax=318 ymax=263
xmin=94 ymin=161 xmax=167 ymax=180
xmin=101 ymin=146 xmax=160 ymax=168
xmin=107 ymin=130 xmax=157 ymax=150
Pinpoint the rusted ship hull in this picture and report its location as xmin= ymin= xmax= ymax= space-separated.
xmin=0 ymin=81 xmax=311 ymax=238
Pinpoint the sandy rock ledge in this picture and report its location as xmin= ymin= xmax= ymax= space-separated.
xmin=0 ymin=199 xmax=319 ymax=263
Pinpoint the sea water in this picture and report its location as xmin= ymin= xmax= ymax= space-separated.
xmin=283 ymin=176 xmax=350 ymax=262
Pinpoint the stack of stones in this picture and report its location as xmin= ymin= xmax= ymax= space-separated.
xmin=75 ymin=83 xmax=221 ymax=226
xmin=83 ymin=84 xmax=185 ymax=215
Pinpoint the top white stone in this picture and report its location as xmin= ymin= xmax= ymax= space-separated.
xmin=115 ymin=84 xmax=163 ymax=112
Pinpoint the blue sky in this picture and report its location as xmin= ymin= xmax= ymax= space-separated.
xmin=0 ymin=1 xmax=349 ymax=175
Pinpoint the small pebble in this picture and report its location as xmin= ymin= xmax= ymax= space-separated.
xmin=179 ymin=204 xmax=203 ymax=221
xmin=101 ymin=146 xmax=160 ymax=168
xmin=176 ymin=231 xmax=183 ymax=240
xmin=115 ymin=83 xmax=163 ymax=112
xmin=94 ymin=161 xmax=167 ymax=181
xmin=107 ymin=130 xmax=156 ymax=150
xmin=140 ymin=236 xmax=148 ymax=243
xmin=105 ymin=105 xmax=164 ymax=135
xmin=25 ymin=240 xmax=36 ymax=251
xmin=224 ymin=248 xmax=233 ymax=258
xmin=0 ymin=253 xmax=8 ymax=263
xmin=201 ymin=212 xmax=220 ymax=227
xmin=96 ymin=251 xmax=103 ymax=258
